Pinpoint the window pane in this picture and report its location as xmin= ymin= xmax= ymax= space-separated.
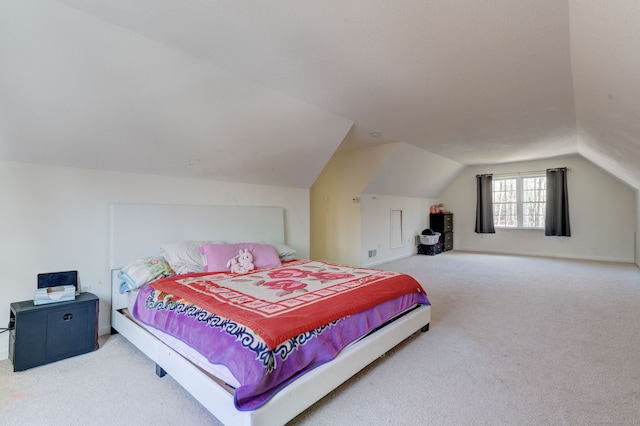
xmin=493 ymin=178 xmax=517 ymax=227
xmin=494 ymin=202 xmax=517 ymax=227
xmin=522 ymin=177 xmax=546 ymax=228
xmin=523 ymin=177 xmax=546 ymax=202
xmin=523 ymin=202 xmax=545 ymax=227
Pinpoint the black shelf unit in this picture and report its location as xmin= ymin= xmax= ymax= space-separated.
xmin=8 ymin=292 xmax=99 ymax=371
xmin=430 ymin=213 xmax=453 ymax=251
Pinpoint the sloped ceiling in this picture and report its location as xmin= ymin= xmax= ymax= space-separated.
xmin=363 ymin=142 xmax=465 ymax=198
xmin=1 ymin=0 xmax=639 ymax=192
xmin=569 ymin=0 xmax=640 ymax=189
xmin=0 ymin=0 xmax=353 ymax=188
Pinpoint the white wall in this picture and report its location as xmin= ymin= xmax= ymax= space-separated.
xmin=310 ymin=144 xmax=436 ymax=266
xmin=440 ymin=155 xmax=637 ymax=262
xmin=0 ymin=160 xmax=309 ymax=360
xmin=360 ymin=194 xmax=433 ymax=266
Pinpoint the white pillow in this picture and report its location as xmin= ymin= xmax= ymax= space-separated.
xmin=159 ymin=241 xmax=224 ymax=274
xmin=270 ymin=243 xmax=297 ymax=261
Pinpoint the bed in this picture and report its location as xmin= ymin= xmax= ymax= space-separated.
xmin=110 ymin=203 xmax=431 ymax=425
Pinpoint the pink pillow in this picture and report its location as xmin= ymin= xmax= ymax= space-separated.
xmin=198 ymin=243 xmax=282 ymax=272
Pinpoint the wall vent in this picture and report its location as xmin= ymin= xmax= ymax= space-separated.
xmin=368 ymin=249 xmax=377 ymax=258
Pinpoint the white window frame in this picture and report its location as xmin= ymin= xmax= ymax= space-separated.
xmin=493 ymin=174 xmax=546 ymax=230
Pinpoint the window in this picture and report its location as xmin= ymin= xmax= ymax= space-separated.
xmin=493 ymin=175 xmax=546 ymax=228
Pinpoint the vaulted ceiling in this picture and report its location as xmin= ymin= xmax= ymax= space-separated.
xmin=1 ymin=1 xmax=639 ymax=194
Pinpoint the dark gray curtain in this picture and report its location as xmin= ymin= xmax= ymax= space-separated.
xmin=475 ymin=174 xmax=495 ymax=234
xmin=545 ymin=167 xmax=571 ymax=236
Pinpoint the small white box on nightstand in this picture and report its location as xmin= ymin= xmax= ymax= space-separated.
xmin=33 ymin=285 xmax=76 ymax=305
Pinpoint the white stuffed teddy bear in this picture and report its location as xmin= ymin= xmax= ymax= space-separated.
xmin=237 ymin=248 xmax=255 ymax=273
xmin=226 ymin=257 xmax=243 ymax=274
xmin=227 ymin=249 xmax=255 ymax=274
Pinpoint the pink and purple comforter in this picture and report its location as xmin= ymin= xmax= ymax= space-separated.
xmin=132 ymin=260 xmax=429 ymax=410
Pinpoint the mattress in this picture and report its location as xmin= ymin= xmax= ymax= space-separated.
xmin=126 ymin=290 xmax=240 ymax=388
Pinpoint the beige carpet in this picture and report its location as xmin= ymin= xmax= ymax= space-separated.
xmin=2 ymin=252 xmax=639 ymax=425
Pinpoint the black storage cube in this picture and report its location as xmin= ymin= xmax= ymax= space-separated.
xmin=417 ymin=243 xmax=442 ymax=256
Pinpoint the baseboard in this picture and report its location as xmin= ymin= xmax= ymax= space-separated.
xmin=99 ymin=325 xmax=112 ymax=336
xmin=455 ymin=248 xmax=635 ymax=264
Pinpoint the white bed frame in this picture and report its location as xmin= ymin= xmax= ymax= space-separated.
xmin=109 ymin=203 xmax=430 ymax=426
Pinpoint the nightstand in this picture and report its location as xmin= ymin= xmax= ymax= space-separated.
xmin=8 ymin=292 xmax=99 ymax=371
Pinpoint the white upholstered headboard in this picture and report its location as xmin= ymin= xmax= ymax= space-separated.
xmin=109 ymin=203 xmax=285 ymax=269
